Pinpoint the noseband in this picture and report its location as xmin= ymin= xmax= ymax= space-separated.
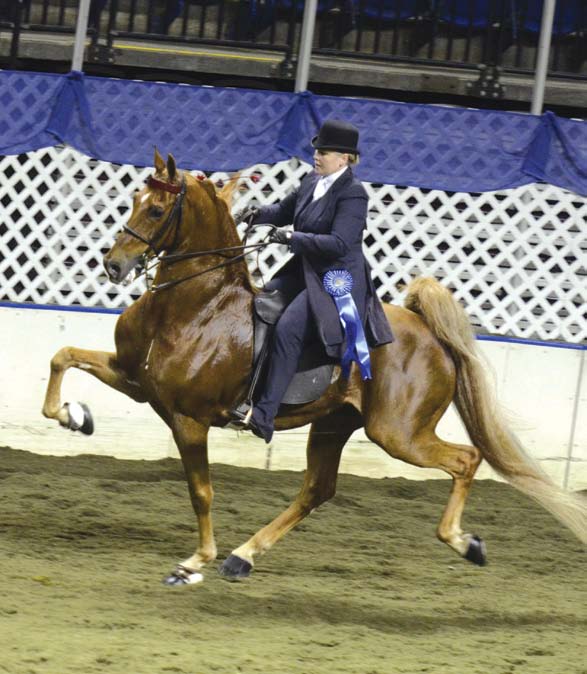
xmin=121 ymin=172 xmax=270 ymax=292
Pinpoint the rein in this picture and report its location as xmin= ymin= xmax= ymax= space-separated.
xmin=151 ymin=241 xmax=268 ymax=292
xmin=123 ymin=173 xmax=271 ymax=292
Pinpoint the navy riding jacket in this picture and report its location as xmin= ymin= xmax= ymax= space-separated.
xmin=253 ymin=168 xmax=394 ymax=359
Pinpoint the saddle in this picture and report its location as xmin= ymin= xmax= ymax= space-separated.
xmin=245 ymin=289 xmax=336 ymax=407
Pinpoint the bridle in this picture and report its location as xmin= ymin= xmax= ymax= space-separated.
xmin=122 ymin=172 xmax=270 ymax=292
xmin=123 ymin=175 xmax=187 ymax=258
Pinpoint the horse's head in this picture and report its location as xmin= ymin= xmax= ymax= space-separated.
xmin=104 ymin=149 xmax=190 ymax=284
xmin=104 ymin=148 xmax=249 ymax=289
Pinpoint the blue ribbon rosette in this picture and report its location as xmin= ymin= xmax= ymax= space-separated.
xmin=323 ymin=270 xmax=372 ymax=380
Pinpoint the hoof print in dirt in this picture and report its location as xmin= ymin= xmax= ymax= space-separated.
xmin=218 ymin=554 xmax=252 ymax=580
xmin=464 ymin=535 xmax=487 ymax=566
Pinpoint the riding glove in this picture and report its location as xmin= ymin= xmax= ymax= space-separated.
xmin=269 ymin=229 xmax=292 ymax=246
xmin=233 ymin=205 xmax=259 ymax=225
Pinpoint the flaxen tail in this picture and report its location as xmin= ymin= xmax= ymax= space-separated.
xmin=405 ymin=277 xmax=587 ymax=544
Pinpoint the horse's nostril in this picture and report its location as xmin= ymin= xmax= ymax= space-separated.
xmin=105 ymin=260 xmax=122 ymax=281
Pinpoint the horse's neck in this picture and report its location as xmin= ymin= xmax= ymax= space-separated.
xmin=168 ymin=186 xmax=244 ymax=264
xmin=150 ymin=177 xmax=243 ymax=278
xmin=152 ymin=264 xmax=253 ymax=302
xmin=183 ymin=178 xmax=242 ymax=251
xmin=152 ymin=182 xmax=255 ymax=311
xmin=141 ymin=271 xmax=254 ymax=357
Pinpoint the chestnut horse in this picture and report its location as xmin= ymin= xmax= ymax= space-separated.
xmin=42 ymin=151 xmax=586 ymax=585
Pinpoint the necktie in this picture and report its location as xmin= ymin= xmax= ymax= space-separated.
xmin=313 ymin=176 xmax=330 ymax=201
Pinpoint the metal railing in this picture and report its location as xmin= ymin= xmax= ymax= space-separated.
xmin=0 ymin=0 xmax=24 ymax=64
xmin=0 ymin=0 xmax=96 ymax=67
xmin=315 ymin=1 xmax=587 ymax=78
xmin=1 ymin=1 xmax=586 ymax=81
xmin=100 ymin=0 xmax=300 ymax=56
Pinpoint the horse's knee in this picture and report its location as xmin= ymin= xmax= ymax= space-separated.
xmin=299 ymin=479 xmax=336 ymax=514
xmin=50 ymin=347 xmax=74 ymax=372
xmin=189 ymin=484 xmax=213 ymax=514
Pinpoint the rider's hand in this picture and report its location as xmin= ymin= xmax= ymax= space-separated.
xmin=233 ymin=205 xmax=259 ymax=225
xmin=268 ymin=228 xmax=292 ymax=246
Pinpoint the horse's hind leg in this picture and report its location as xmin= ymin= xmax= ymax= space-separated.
xmin=366 ymin=419 xmax=484 ymax=564
xmin=218 ymin=409 xmax=360 ymax=580
xmin=42 ymin=347 xmax=146 ymax=429
xmin=419 ymin=434 xmax=485 ymax=564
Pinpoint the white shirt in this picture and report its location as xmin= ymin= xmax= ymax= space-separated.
xmin=312 ymin=166 xmax=347 ymax=201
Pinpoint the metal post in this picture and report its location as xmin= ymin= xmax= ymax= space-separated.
xmin=531 ymin=0 xmax=557 ymax=115
xmin=295 ymin=0 xmax=319 ymax=92
xmin=10 ymin=1 xmax=24 ymax=67
xmin=71 ymin=0 xmax=92 ymax=72
xmin=563 ymin=348 xmax=585 ymax=490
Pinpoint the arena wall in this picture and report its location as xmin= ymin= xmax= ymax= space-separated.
xmin=1 ymin=146 xmax=585 ymax=491
xmin=1 ymin=304 xmax=585 ymax=491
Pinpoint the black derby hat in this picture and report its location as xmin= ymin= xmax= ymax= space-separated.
xmin=312 ymin=119 xmax=360 ymax=154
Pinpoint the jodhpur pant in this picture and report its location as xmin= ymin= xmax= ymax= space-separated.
xmin=252 ymin=273 xmax=317 ymax=442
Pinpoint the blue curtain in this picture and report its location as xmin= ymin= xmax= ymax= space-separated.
xmin=1 ymin=70 xmax=587 ymax=195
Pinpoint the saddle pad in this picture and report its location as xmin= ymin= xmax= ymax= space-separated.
xmin=283 ymin=344 xmax=336 ymax=405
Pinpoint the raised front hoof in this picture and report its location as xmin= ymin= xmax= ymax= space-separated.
xmin=464 ymin=535 xmax=487 ymax=566
xmin=61 ymin=402 xmax=94 ymax=435
xmin=218 ymin=554 xmax=253 ymax=581
xmin=162 ymin=565 xmax=204 ymax=587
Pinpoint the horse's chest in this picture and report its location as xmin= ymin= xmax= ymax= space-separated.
xmin=142 ymin=328 xmax=239 ymax=386
xmin=116 ymin=299 xmax=252 ymax=412
xmin=140 ymin=330 xmax=201 ymax=377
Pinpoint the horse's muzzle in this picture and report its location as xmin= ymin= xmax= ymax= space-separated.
xmin=103 ymin=254 xmax=140 ymax=284
xmin=104 ymin=258 xmax=123 ymax=283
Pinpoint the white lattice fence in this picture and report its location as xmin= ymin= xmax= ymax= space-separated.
xmin=0 ymin=146 xmax=585 ymax=342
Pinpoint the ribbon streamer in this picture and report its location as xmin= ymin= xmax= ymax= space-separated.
xmin=323 ymin=270 xmax=372 ymax=380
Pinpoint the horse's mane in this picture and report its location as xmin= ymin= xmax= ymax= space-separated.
xmin=186 ymin=172 xmax=259 ymax=295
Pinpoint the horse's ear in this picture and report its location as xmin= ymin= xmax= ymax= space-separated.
xmin=167 ymin=154 xmax=177 ymax=181
xmin=218 ymin=171 xmax=241 ymax=210
xmin=154 ymin=147 xmax=165 ymax=174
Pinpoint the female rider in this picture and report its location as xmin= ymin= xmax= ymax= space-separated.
xmin=231 ymin=119 xmax=394 ymax=443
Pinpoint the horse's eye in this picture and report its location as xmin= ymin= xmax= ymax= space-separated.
xmin=149 ymin=206 xmax=164 ymax=219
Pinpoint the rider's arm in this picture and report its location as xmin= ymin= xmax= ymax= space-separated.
xmin=289 ymin=191 xmax=367 ymax=260
xmin=253 ymin=189 xmax=298 ymax=227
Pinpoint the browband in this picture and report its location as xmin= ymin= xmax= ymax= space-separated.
xmin=147 ymin=175 xmax=182 ymax=194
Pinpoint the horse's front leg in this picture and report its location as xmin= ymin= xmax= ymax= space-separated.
xmin=42 ymin=347 xmax=147 ymax=431
xmin=218 ymin=411 xmax=358 ymax=580
xmin=163 ymin=414 xmax=216 ymax=587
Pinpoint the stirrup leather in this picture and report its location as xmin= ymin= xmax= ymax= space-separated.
xmin=228 ymin=325 xmax=272 ymax=429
